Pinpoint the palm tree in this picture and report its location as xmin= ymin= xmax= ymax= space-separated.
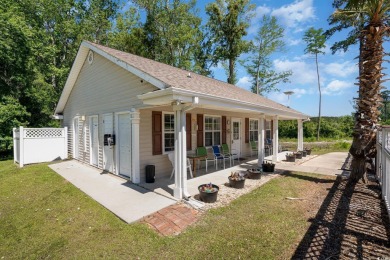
xmin=337 ymin=0 xmax=390 ymax=182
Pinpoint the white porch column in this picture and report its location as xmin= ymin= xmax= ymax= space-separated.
xmin=172 ymin=102 xmax=189 ymax=199
xmin=130 ymin=109 xmax=140 ymax=183
xmin=272 ymin=116 xmax=279 ymax=162
xmin=258 ymin=116 xmax=265 ymax=166
xmin=297 ymin=119 xmax=304 ymax=151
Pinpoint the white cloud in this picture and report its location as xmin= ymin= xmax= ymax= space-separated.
xmin=248 ymin=5 xmax=271 ymax=34
xmin=323 ymin=80 xmax=353 ymax=95
xmin=323 ymin=61 xmax=358 ymax=78
xmin=271 ymin=0 xmax=316 ymax=28
xmin=273 ymin=58 xmax=318 ymax=85
xmin=287 ymin=38 xmax=301 ymax=46
xmin=236 ymin=76 xmax=252 ymax=90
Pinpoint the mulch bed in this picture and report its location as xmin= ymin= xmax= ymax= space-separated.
xmin=292 ymin=174 xmax=390 ymax=259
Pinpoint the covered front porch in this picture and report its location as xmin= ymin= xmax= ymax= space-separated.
xmin=138 ymin=87 xmax=309 ymax=199
xmin=139 ymin=151 xmax=290 ymax=200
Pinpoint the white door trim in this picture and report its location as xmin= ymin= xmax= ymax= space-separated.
xmin=115 ymin=111 xmax=131 ymax=178
xmin=89 ymin=115 xmax=99 ymax=166
xmin=231 ymin=118 xmax=241 ymax=158
xmin=73 ymin=117 xmax=79 ymax=159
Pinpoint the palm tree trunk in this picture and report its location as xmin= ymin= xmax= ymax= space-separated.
xmin=315 ymin=53 xmax=322 ymax=141
xmin=349 ymin=21 xmax=384 ymax=182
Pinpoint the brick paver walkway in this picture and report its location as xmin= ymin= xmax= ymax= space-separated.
xmin=143 ymin=204 xmax=199 ymax=236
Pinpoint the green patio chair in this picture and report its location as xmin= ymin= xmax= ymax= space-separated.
xmin=196 ymin=147 xmax=214 ymax=172
xmin=250 ymin=141 xmax=258 ymax=157
xmin=221 ymin=143 xmax=239 ymax=165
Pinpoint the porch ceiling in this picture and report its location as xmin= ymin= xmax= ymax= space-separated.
xmin=137 ymin=88 xmax=309 ymax=120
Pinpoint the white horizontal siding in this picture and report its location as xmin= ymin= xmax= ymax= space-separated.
xmin=63 ymin=51 xmax=156 ymax=171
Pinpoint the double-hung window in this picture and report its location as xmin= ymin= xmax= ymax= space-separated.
xmin=249 ymin=119 xmax=259 ymax=142
xmin=163 ymin=113 xmax=175 ymax=152
xmin=204 ymin=116 xmax=221 ymax=146
xmin=265 ymin=120 xmax=271 ymax=140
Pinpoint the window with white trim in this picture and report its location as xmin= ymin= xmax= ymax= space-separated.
xmin=163 ymin=113 xmax=175 ymax=152
xmin=265 ymin=120 xmax=271 ymax=140
xmin=249 ymin=119 xmax=258 ymax=142
xmin=204 ymin=116 xmax=221 ymax=146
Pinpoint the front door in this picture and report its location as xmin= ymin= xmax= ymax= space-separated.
xmin=117 ymin=113 xmax=131 ymax=178
xmin=73 ymin=117 xmax=79 ymax=159
xmin=90 ymin=116 xmax=99 ymax=166
xmin=231 ymin=118 xmax=241 ymax=159
xmin=103 ymin=113 xmax=114 ymax=173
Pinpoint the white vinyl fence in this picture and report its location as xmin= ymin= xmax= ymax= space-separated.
xmin=13 ymin=127 xmax=68 ymax=167
xmin=376 ymin=126 xmax=390 ymax=219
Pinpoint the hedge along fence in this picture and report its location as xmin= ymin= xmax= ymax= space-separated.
xmin=13 ymin=127 xmax=68 ymax=167
xmin=0 ymin=136 xmax=13 ymax=159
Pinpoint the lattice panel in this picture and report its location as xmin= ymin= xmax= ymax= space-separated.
xmin=25 ymin=128 xmax=64 ymax=138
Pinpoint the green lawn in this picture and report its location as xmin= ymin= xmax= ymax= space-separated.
xmin=0 ymin=160 xmax=335 ymax=259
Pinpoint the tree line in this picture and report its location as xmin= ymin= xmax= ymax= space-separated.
xmin=1 ymin=0 xmax=294 ymax=139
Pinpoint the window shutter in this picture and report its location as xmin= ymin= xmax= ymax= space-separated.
xmin=245 ymin=118 xmax=249 ymax=143
xmin=186 ymin=113 xmax=192 ymax=151
xmin=197 ymin=114 xmax=204 ymax=147
xmin=152 ymin=111 xmax=162 ymax=155
xmin=222 ymin=116 xmax=227 ymax=144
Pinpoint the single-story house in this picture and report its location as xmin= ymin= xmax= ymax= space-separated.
xmin=54 ymin=40 xmax=309 ymax=199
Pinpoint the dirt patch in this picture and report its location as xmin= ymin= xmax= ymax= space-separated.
xmin=292 ymin=174 xmax=390 ymax=259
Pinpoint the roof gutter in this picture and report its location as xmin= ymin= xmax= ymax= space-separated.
xmin=138 ymin=88 xmax=309 ymax=120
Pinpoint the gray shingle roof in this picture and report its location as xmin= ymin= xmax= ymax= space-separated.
xmin=87 ymin=41 xmax=307 ymax=117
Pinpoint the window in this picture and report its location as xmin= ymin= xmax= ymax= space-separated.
xmin=163 ymin=113 xmax=175 ymax=152
xmin=249 ymin=119 xmax=258 ymax=141
xmin=204 ymin=116 xmax=221 ymax=146
xmin=265 ymin=120 xmax=271 ymax=140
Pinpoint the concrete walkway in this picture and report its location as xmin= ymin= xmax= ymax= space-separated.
xmin=49 ymin=160 xmax=177 ymax=223
xmin=275 ymin=152 xmax=350 ymax=176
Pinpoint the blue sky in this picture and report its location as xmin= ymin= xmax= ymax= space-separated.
xmin=194 ymin=0 xmax=390 ymax=117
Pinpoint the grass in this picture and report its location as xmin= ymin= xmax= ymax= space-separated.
xmin=280 ymin=139 xmax=351 ymax=155
xmin=0 ymin=160 xmax=336 ymax=259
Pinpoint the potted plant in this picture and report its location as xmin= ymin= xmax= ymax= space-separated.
xmin=262 ymin=161 xmax=275 ymax=172
xmin=305 ymin=147 xmax=312 ymax=155
xmin=198 ymin=183 xmax=219 ymax=203
xmin=228 ymin=171 xmax=246 ymax=189
xmin=285 ymin=153 xmax=296 ymax=162
xmin=247 ymin=168 xmax=262 ymax=179
xmin=294 ymin=151 xmax=303 ymax=159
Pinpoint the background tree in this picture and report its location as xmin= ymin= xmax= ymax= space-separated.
xmin=206 ymin=0 xmax=254 ymax=84
xmin=108 ymin=6 xmax=148 ymax=57
xmin=381 ymin=90 xmax=390 ymax=123
xmin=133 ymin=0 xmax=209 ymax=74
xmin=244 ymin=15 xmax=292 ymax=95
xmin=303 ymin=27 xmax=326 ymax=141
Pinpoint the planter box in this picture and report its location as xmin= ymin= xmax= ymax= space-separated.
xmin=301 ymin=150 xmax=307 ymax=157
xmin=285 ymin=155 xmax=296 ymax=162
xmin=247 ymin=168 xmax=262 ymax=179
xmin=228 ymin=177 xmax=246 ymax=189
xmin=198 ymin=184 xmax=219 ymax=203
xmin=305 ymin=149 xmax=312 ymax=155
xmin=262 ymin=163 xmax=275 ymax=172
xmin=295 ymin=153 xmax=303 ymax=159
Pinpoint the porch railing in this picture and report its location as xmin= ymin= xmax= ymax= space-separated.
xmin=376 ymin=126 xmax=390 ymax=220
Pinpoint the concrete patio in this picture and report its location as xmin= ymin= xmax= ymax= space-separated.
xmin=49 ymin=152 xmax=350 ymax=224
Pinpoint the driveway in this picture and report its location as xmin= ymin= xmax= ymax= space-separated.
xmin=49 ymin=160 xmax=177 ymax=223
